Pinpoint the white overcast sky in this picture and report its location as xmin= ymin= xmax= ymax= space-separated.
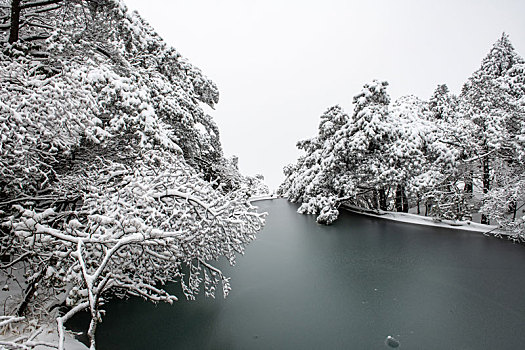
xmin=125 ymin=0 xmax=525 ymax=190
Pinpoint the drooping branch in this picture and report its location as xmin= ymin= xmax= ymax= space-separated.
xmin=151 ymin=189 xmax=222 ymax=217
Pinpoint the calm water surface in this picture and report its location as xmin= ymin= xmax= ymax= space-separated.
xmin=72 ymin=199 xmax=525 ymax=349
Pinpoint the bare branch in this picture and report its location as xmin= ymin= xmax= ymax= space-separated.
xmin=0 ymin=252 xmax=32 ymax=269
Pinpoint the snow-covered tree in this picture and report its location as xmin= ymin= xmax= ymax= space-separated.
xmin=2 ymin=150 xmax=265 ymax=349
xmin=0 ymin=1 xmax=266 ymax=348
xmin=278 ymin=105 xmax=350 ymax=224
xmin=428 ymin=84 xmax=457 ymax=122
xmin=242 ymin=174 xmax=270 ymax=197
xmin=461 ymin=33 xmax=525 ymax=225
xmin=2 ymin=0 xmax=61 ymax=44
xmin=281 ymin=34 xmax=524 ymax=236
xmin=388 ymin=96 xmax=432 ymax=213
xmin=339 ymin=80 xmax=393 ymax=210
xmin=280 ymin=81 xmax=400 ymax=223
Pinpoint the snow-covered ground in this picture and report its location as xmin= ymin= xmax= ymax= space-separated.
xmin=0 ymin=315 xmax=88 ymax=350
xmin=0 ymin=266 xmax=87 ymax=350
xmin=249 ymin=194 xmax=278 ymax=203
xmin=38 ymin=330 xmax=88 ymax=350
xmin=0 ymin=326 xmax=87 ymax=350
xmin=342 ymin=204 xmax=501 ymax=234
xmin=251 ymin=197 xmax=502 ymax=235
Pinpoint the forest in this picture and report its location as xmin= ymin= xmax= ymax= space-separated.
xmin=0 ymin=0 xmax=524 ymax=349
xmin=279 ymin=33 xmax=525 ymax=239
xmin=0 ymin=0 xmax=267 ymax=349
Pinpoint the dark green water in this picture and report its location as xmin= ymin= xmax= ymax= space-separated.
xmin=71 ymin=199 xmax=525 ymax=349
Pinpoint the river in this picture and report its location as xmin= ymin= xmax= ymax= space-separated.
xmin=70 ymin=199 xmax=525 ymax=349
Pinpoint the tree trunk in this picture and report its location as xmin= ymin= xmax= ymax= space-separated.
xmin=402 ymin=187 xmax=409 ymax=213
xmin=394 ymin=185 xmax=409 ymax=213
xmin=372 ymin=189 xmax=378 ymax=210
xmin=464 ymin=170 xmax=473 ymax=194
xmin=425 ymin=201 xmax=431 ymax=216
xmin=481 ymin=155 xmax=490 ymax=225
xmin=379 ymin=188 xmax=387 ymax=211
xmin=510 ymin=201 xmax=517 ymax=222
xmin=88 ymin=315 xmax=98 ymax=350
xmin=88 ymin=300 xmax=100 ymax=350
xmin=9 ymin=0 xmax=22 ymax=44
xmin=395 ymin=185 xmax=403 ymax=212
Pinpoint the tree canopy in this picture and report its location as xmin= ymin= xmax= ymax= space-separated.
xmin=280 ymin=33 xmax=525 ymax=240
xmin=0 ymin=1 xmax=266 ymax=348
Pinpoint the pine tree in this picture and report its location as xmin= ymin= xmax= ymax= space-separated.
xmin=461 ymin=33 xmax=525 ymax=224
xmin=388 ymin=95 xmax=432 ymax=213
xmin=278 ymin=105 xmax=351 ymax=224
xmin=345 ymin=80 xmax=392 ymax=210
xmin=428 ymin=84 xmax=457 ymax=121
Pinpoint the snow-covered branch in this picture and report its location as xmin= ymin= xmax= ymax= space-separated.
xmin=1 ymin=2 xmax=266 ymax=348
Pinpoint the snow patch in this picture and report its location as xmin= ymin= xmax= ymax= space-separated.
xmin=343 ymin=205 xmax=499 ymax=234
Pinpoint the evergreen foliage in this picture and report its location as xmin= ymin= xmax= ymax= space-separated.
xmin=280 ymin=34 xmax=525 ymax=241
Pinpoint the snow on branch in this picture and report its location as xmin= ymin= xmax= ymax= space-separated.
xmin=19 ymin=0 xmax=63 ymax=10
xmin=2 ymin=149 xmax=265 ymax=349
xmin=1 ymin=3 xmax=267 ymax=349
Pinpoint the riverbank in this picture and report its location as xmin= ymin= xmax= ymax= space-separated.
xmin=249 ymin=194 xmax=278 ymax=203
xmin=252 ymin=197 xmax=514 ymax=239
xmin=342 ymin=204 xmax=501 ymax=235
xmin=0 ymin=318 xmax=87 ymax=350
